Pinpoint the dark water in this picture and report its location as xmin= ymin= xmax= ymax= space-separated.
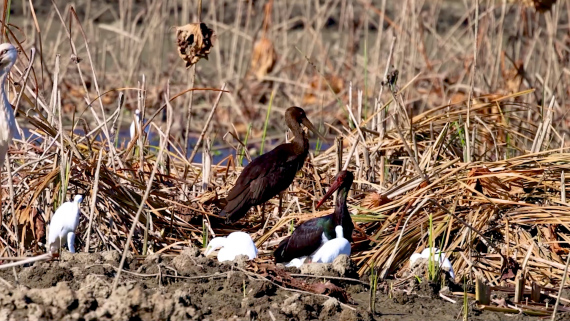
xmin=20 ymin=126 xmax=330 ymax=165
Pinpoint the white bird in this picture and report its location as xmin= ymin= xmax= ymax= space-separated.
xmin=129 ymin=109 xmax=149 ymax=141
xmin=204 ymin=231 xmax=258 ymax=262
xmin=47 ymin=195 xmax=83 ymax=254
xmin=0 ymin=43 xmax=18 ymax=169
xmin=409 ymin=247 xmax=455 ymax=279
xmin=311 ymin=225 xmax=351 ymax=263
xmin=286 ymin=257 xmax=307 ymax=268
xmin=410 ymin=252 xmax=422 ymax=263
xmin=285 ymin=226 xmax=351 ymax=267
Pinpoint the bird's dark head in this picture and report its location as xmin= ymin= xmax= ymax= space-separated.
xmin=0 ymin=43 xmax=17 ymax=72
xmin=316 ymin=170 xmax=354 ymax=209
xmin=285 ymin=106 xmax=306 ymax=123
xmin=285 ymin=106 xmax=327 ymax=141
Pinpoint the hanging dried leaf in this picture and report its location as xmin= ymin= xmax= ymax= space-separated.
xmin=249 ymin=37 xmax=277 ymax=80
xmin=500 ymin=53 xmax=524 ymax=94
xmin=248 ymin=0 xmax=276 ymax=80
xmin=175 ymin=22 xmax=216 ymax=68
xmin=302 ymin=74 xmax=344 ymax=105
xmin=510 ymin=0 xmax=556 ymax=12
xmin=310 ymin=74 xmax=343 ymax=94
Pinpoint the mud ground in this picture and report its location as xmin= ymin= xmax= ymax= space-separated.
xmin=0 ymin=248 xmax=561 ymax=321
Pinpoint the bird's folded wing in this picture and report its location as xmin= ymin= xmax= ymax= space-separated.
xmin=279 ymin=219 xmax=324 ymax=260
xmin=226 ymin=145 xmax=291 ymax=200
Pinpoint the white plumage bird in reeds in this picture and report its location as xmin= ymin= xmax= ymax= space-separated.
xmin=409 ymin=247 xmax=455 ymax=279
xmin=204 ymin=231 xmax=258 ymax=262
xmin=0 ymin=43 xmax=18 ymax=170
xmin=47 ymin=195 xmax=83 ymax=254
xmin=311 ymin=225 xmax=351 ymax=263
xmin=130 ymin=109 xmax=149 ymax=141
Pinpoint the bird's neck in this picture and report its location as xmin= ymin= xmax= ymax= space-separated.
xmin=287 ymin=121 xmax=308 ymax=155
xmin=335 ymin=227 xmax=344 ymax=239
xmin=0 ymin=71 xmax=16 ymax=133
xmin=0 ymin=70 xmax=16 ymax=126
xmin=333 ymin=185 xmax=349 ymax=223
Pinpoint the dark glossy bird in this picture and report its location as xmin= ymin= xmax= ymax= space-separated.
xmin=220 ymin=106 xmax=326 ymax=223
xmin=274 ymin=170 xmax=355 ymax=263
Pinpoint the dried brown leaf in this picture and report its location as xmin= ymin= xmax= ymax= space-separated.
xmin=361 ymin=192 xmax=390 ymax=209
xmin=176 ymin=22 xmax=216 ymax=68
xmin=466 ymin=167 xmax=511 ymax=198
xmin=541 ymin=225 xmax=566 ymax=255
xmin=250 ymin=37 xmax=276 ymax=80
xmin=198 ymin=190 xmax=218 ymax=206
xmin=509 ymin=0 xmax=556 ymax=12
xmin=34 ymin=208 xmax=46 ymax=244
xmin=311 ymin=281 xmax=350 ymax=303
xmin=303 ymin=74 xmax=344 ymax=105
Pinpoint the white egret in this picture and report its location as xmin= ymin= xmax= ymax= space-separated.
xmin=284 ymin=226 xmax=351 ymax=267
xmin=286 ymin=257 xmax=307 ymax=268
xmin=0 ymin=43 xmax=18 ymax=169
xmin=409 ymin=252 xmax=422 ymax=263
xmin=204 ymin=231 xmax=258 ymax=262
xmin=129 ymin=109 xmax=149 ymax=141
xmin=409 ymin=247 xmax=455 ymax=279
xmin=47 ymin=195 xmax=83 ymax=254
xmin=310 ymin=225 xmax=351 ymax=263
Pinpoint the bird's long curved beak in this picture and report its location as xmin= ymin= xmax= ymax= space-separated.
xmin=301 ymin=117 xmax=328 ymax=142
xmin=316 ymin=175 xmax=343 ymax=209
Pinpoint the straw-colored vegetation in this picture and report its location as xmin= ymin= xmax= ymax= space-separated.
xmin=4 ymin=0 xmax=570 ymax=314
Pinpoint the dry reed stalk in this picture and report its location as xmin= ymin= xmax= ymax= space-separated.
xmin=85 ymin=148 xmax=103 ymax=252
xmin=113 ymin=95 xmax=173 ymax=291
xmin=188 ymin=83 xmax=227 ymax=163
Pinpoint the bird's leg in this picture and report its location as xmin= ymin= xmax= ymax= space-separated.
xmin=58 ymin=237 xmax=63 ymax=258
xmin=278 ymin=191 xmax=284 ymax=218
xmin=67 ymin=232 xmax=76 ymax=254
xmin=255 ymin=204 xmax=264 ymax=223
xmin=262 ymin=203 xmax=266 ymax=222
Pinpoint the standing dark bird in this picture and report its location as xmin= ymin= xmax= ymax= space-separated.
xmin=274 ymin=170 xmax=355 ymax=263
xmin=220 ymin=107 xmax=326 ymax=223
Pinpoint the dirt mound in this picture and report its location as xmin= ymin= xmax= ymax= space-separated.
xmin=0 ymin=249 xmax=545 ymax=320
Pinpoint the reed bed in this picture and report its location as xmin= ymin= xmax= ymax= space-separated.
xmin=2 ymin=0 xmax=570 ymax=303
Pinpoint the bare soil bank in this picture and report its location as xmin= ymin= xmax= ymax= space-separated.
xmin=0 ymin=248 xmax=557 ymax=321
